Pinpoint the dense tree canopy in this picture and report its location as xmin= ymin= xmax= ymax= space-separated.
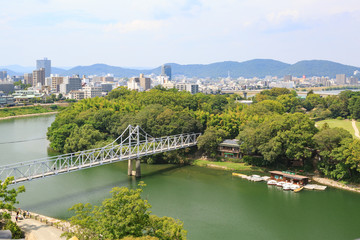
xmin=63 ymin=182 xmax=186 ymax=240
xmin=47 ymin=87 xmax=360 ymax=181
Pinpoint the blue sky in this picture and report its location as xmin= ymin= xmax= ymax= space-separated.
xmin=1 ymin=0 xmax=359 ymax=68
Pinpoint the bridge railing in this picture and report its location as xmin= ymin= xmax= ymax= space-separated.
xmin=0 ymin=132 xmax=201 ymax=184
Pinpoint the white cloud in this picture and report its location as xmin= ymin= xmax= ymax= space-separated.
xmin=104 ymin=20 xmax=165 ymax=33
xmin=1 ymin=0 xmax=360 ymax=66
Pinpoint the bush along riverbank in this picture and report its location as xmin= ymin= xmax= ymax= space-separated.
xmin=0 ymin=105 xmax=61 ymax=120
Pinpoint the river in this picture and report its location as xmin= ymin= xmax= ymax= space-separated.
xmin=0 ymin=115 xmax=360 ymax=240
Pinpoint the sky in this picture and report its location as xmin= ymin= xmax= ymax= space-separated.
xmin=1 ymin=0 xmax=360 ymax=68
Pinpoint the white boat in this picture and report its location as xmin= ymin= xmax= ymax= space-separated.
xmin=267 ymin=180 xmax=277 ymax=185
xmin=249 ymin=175 xmax=263 ymax=182
xmin=291 ymin=184 xmax=301 ymax=191
xmin=262 ymin=176 xmax=271 ymax=181
xmin=283 ymin=183 xmax=292 ymax=191
xmin=276 ymin=181 xmax=286 ymax=187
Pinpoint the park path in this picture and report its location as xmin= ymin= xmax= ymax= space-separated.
xmin=11 ymin=213 xmax=65 ymax=240
xmin=352 ymin=119 xmax=360 ymax=139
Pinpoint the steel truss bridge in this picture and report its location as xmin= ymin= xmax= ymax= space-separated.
xmin=0 ymin=125 xmax=201 ymax=184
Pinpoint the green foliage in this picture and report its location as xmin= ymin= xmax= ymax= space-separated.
xmin=197 ymin=127 xmax=228 ymax=158
xmin=0 ymin=106 xmax=53 ymax=118
xmin=3 ymin=221 xmax=24 ymax=239
xmin=242 ymin=156 xmax=266 ymax=166
xmin=238 ymin=113 xmax=318 ymax=167
xmin=147 ymin=215 xmax=187 ymax=240
xmin=63 ymin=182 xmax=186 ymax=240
xmin=0 ymin=177 xmax=25 ymax=213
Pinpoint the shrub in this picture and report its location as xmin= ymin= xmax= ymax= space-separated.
xmin=3 ymin=221 xmax=24 ymax=239
xmin=226 ymin=158 xmax=243 ymax=163
xmin=242 ymin=155 xmax=266 ymax=166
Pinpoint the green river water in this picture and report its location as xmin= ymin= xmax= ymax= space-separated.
xmin=0 ymin=115 xmax=360 ymax=240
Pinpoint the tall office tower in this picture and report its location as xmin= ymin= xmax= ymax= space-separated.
xmin=24 ymin=73 xmax=33 ymax=85
xmin=284 ymin=75 xmax=292 ymax=81
xmin=0 ymin=71 xmax=7 ymax=80
xmin=32 ymin=68 xmax=45 ymax=87
xmin=336 ymin=74 xmax=346 ymax=85
xmin=161 ymin=65 xmax=172 ymax=80
xmin=36 ymin=57 xmax=51 ymax=77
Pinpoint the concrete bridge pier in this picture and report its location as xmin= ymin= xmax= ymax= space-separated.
xmin=128 ymin=159 xmax=141 ymax=177
xmin=128 ymin=159 xmax=133 ymax=176
xmin=135 ymin=159 xmax=141 ymax=177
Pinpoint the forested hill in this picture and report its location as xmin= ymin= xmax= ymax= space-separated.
xmin=58 ymin=59 xmax=360 ymax=78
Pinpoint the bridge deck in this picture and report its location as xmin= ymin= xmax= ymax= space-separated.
xmin=0 ymin=125 xmax=200 ymax=184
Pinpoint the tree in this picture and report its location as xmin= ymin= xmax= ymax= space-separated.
xmin=238 ymin=113 xmax=318 ymax=167
xmin=348 ymin=96 xmax=360 ymax=119
xmin=0 ymin=177 xmax=25 ymax=238
xmin=0 ymin=177 xmax=25 ymax=215
xmin=63 ymin=182 xmax=186 ymax=240
xmin=197 ymin=127 xmax=228 ymax=158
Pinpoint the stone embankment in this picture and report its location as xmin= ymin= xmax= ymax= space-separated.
xmin=312 ymin=176 xmax=360 ymax=193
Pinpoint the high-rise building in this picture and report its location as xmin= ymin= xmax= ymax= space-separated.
xmin=175 ymin=83 xmax=199 ymax=94
xmin=161 ymin=65 xmax=171 ymax=80
xmin=83 ymin=86 xmax=102 ymax=98
xmin=32 ymin=68 xmax=45 ymax=87
xmin=36 ymin=58 xmax=51 ymax=77
xmin=23 ymin=73 xmax=33 ymax=85
xmin=0 ymin=71 xmax=7 ymax=80
xmin=336 ymin=74 xmax=346 ymax=85
xmin=349 ymin=76 xmax=359 ymax=85
xmin=284 ymin=75 xmax=292 ymax=81
xmin=128 ymin=74 xmax=151 ymax=91
xmin=59 ymin=75 xmax=82 ymax=94
xmin=51 ymin=76 xmax=64 ymax=92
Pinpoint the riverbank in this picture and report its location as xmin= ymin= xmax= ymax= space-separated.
xmin=192 ymin=159 xmax=266 ymax=174
xmin=192 ymin=159 xmax=360 ymax=194
xmin=0 ymin=111 xmax=57 ymax=121
xmin=312 ymin=176 xmax=360 ymax=193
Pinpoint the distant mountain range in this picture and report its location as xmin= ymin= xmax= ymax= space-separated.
xmin=1 ymin=59 xmax=360 ymax=78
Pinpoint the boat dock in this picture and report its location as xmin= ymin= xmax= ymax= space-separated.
xmin=232 ymin=172 xmax=327 ymax=191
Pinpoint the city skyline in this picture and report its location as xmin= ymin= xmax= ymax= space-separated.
xmin=1 ymin=0 xmax=359 ymax=67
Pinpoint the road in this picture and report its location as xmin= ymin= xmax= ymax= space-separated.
xmin=12 ymin=213 xmax=65 ymax=240
xmin=352 ymin=119 xmax=360 ymax=139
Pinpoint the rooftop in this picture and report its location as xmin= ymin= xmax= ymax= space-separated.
xmin=269 ymin=171 xmax=309 ymax=180
xmin=219 ymin=139 xmax=239 ymax=147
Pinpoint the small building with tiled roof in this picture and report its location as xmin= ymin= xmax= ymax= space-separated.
xmin=218 ymin=139 xmax=241 ymax=158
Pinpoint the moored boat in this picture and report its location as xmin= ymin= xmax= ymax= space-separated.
xmin=283 ymin=183 xmax=291 ymax=191
xmin=276 ymin=181 xmax=286 ymax=187
xmin=262 ymin=176 xmax=271 ymax=181
xmin=267 ymin=180 xmax=277 ymax=185
xmin=294 ymin=187 xmax=304 ymax=193
xmin=290 ymin=184 xmax=301 ymax=191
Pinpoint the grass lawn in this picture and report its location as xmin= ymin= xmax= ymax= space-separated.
xmin=192 ymin=159 xmax=265 ymax=174
xmin=316 ymin=119 xmax=355 ymax=137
